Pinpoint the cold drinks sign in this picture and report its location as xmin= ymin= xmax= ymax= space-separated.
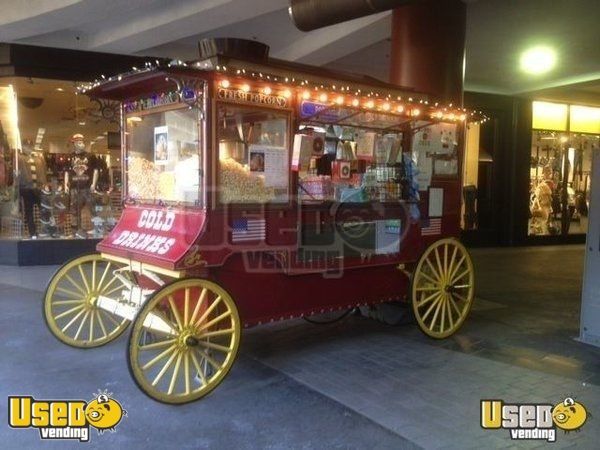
xmin=97 ymin=206 xmax=205 ymax=266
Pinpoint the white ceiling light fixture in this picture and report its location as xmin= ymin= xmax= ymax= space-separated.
xmin=520 ymin=46 xmax=557 ymax=75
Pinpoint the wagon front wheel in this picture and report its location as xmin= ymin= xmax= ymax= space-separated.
xmin=127 ymin=278 xmax=241 ymax=404
xmin=43 ymin=253 xmax=130 ymax=348
xmin=411 ymin=238 xmax=475 ymax=339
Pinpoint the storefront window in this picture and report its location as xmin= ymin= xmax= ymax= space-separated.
xmin=217 ymin=103 xmax=289 ymax=204
xmin=0 ymin=77 xmax=121 ymax=239
xmin=125 ymin=107 xmax=202 ymax=205
xmin=529 ymin=130 xmax=599 ymax=236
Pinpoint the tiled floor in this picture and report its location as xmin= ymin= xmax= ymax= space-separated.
xmin=1 ymin=245 xmax=599 ymax=449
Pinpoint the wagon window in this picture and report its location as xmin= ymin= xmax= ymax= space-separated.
xmin=125 ymin=106 xmax=202 ymax=205
xmin=217 ymin=103 xmax=289 ymax=204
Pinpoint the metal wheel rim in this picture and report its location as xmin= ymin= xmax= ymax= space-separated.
xmin=411 ymin=238 xmax=474 ymax=339
xmin=44 ymin=253 xmax=130 ymax=348
xmin=128 ymin=279 xmax=241 ymax=404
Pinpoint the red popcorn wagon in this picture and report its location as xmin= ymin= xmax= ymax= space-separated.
xmin=43 ymin=39 xmax=482 ymax=404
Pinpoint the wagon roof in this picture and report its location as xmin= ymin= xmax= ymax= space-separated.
xmin=83 ymin=54 xmax=428 ymax=103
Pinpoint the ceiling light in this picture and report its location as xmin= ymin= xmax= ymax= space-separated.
xmin=520 ymin=46 xmax=556 ymax=75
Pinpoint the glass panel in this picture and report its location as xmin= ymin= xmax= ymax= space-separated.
xmin=570 ymin=105 xmax=600 ymax=134
xmin=529 ymin=131 xmax=598 ymax=236
xmin=532 ymin=101 xmax=568 ymax=131
xmin=217 ymin=103 xmax=289 ymax=204
xmin=1 ymin=77 xmax=121 ymax=240
xmin=126 ymin=107 xmax=201 ymax=205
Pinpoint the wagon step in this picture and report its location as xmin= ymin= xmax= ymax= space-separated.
xmin=96 ymin=295 xmax=176 ymax=335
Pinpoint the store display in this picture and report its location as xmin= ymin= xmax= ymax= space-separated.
xmin=0 ymin=77 xmax=123 ymax=243
xmin=528 ymin=131 xmax=598 ymax=236
xmin=16 ymin=141 xmax=47 ymax=238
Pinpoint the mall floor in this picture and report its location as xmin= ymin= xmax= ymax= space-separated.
xmin=1 ymin=245 xmax=599 ymax=449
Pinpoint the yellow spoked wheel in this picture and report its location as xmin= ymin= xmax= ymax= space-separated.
xmin=127 ymin=278 xmax=241 ymax=404
xmin=43 ymin=253 xmax=131 ymax=348
xmin=411 ymin=238 xmax=475 ymax=339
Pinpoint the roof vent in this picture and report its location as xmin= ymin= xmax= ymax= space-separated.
xmin=198 ymin=38 xmax=269 ymax=62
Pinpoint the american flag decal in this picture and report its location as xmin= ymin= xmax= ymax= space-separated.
xmin=421 ymin=218 xmax=442 ymax=236
xmin=231 ymin=218 xmax=266 ymax=242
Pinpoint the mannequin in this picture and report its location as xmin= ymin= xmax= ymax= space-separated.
xmin=65 ymin=134 xmax=98 ymax=238
xmin=17 ymin=140 xmax=47 ymax=238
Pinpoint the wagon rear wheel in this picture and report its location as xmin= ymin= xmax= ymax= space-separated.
xmin=127 ymin=278 xmax=241 ymax=404
xmin=43 ymin=253 xmax=131 ymax=348
xmin=411 ymin=238 xmax=474 ymax=339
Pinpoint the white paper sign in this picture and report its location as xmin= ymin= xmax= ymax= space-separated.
xmin=250 ymin=144 xmax=288 ymax=188
xmin=412 ymin=122 xmax=457 ymax=156
xmin=428 ymin=187 xmax=444 ymax=217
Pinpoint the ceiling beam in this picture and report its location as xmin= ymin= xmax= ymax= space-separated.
xmin=87 ymin=0 xmax=286 ymax=54
xmin=0 ymin=0 xmax=156 ymax=42
xmin=273 ymin=12 xmax=392 ymax=66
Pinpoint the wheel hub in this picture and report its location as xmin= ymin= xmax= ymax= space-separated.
xmin=179 ymin=330 xmax=199 ymax=348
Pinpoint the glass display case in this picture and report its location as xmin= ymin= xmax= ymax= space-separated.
xmin=125 ymin=106 xmax=202 ymax=205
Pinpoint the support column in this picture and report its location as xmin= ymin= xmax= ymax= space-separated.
xmin=389 ymin=0 xmax=466 ymax=105
xmin=580 ymin=149 xmax=600 ymax=347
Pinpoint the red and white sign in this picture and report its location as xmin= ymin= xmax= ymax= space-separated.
xmin=97 ymin=206 xmax=205 ymax=268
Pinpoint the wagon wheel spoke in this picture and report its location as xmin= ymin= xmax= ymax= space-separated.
xmin=139 ymin=338 xmax=177 ymax=351
xmin=420 ymin=295 xmax=442 ymax=322
xmin=73 ymin=310 xmax=90 ymax=340
xmin=197 ymin=340 xmax=232 ymax=354
xmin=434 ymin=248 xmax=444 ymax=283
xmin=184 ymin=352 xmax=192 ymax=394
xmin=418 ymin=271 xmax=439 ymax=286
xmin=77 ymin=265 xmax=91 ymax=294
xmin=96 ymin=310 xmax=108 ymax=338
xmin=168 ymin=353 xmax=183 ymax=395
xmin=424 ymin=257 xmax=441 ymax=282
xmin=168 ymin=295 xmax=184 ymax=331
xmin=193 ymin=296 xmax=222 ymax=329
xmin=64 ymin=273 xmax=86 ymax=296
xmin=54 ymin=303 xmax=85 ymax=320
xmin=152 ymin=350 xmax=179 ymax=386
xmin=446 ymin=299 xmax=455 ymax=330
xmin=96 ymin=262 xmax=112 ymax=292
xmin=416 ymin=291 xmax=440 ymax=308
xmin=55 ymin=287 xmax=85 ymax=299
xmin=52 ymin=299 xmax=84 ymax=306
xmin=88 ymin=310 xmax=95 ymax=342
xmin=142 ymin=345 xmax=177 ymax=371
xmin=189 ymin=349 xmax=208 ymax=386
xmin=61 ymin=307 xmax=87 ymax=333
xmin=429 ymin=295 xmax=444 ymax=330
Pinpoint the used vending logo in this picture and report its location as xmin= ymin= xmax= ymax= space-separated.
xmin=8 ymin=390 xmax=126 ymax=442
xmin=481 ymin=397 xmax=588 ymax=443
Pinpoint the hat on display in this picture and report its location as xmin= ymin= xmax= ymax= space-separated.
xmin=71 ymin=133 xmax=85 ymax=142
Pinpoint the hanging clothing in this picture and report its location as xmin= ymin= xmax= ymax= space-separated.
xmin=17 ymin=152 xmax=47 ymax=189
